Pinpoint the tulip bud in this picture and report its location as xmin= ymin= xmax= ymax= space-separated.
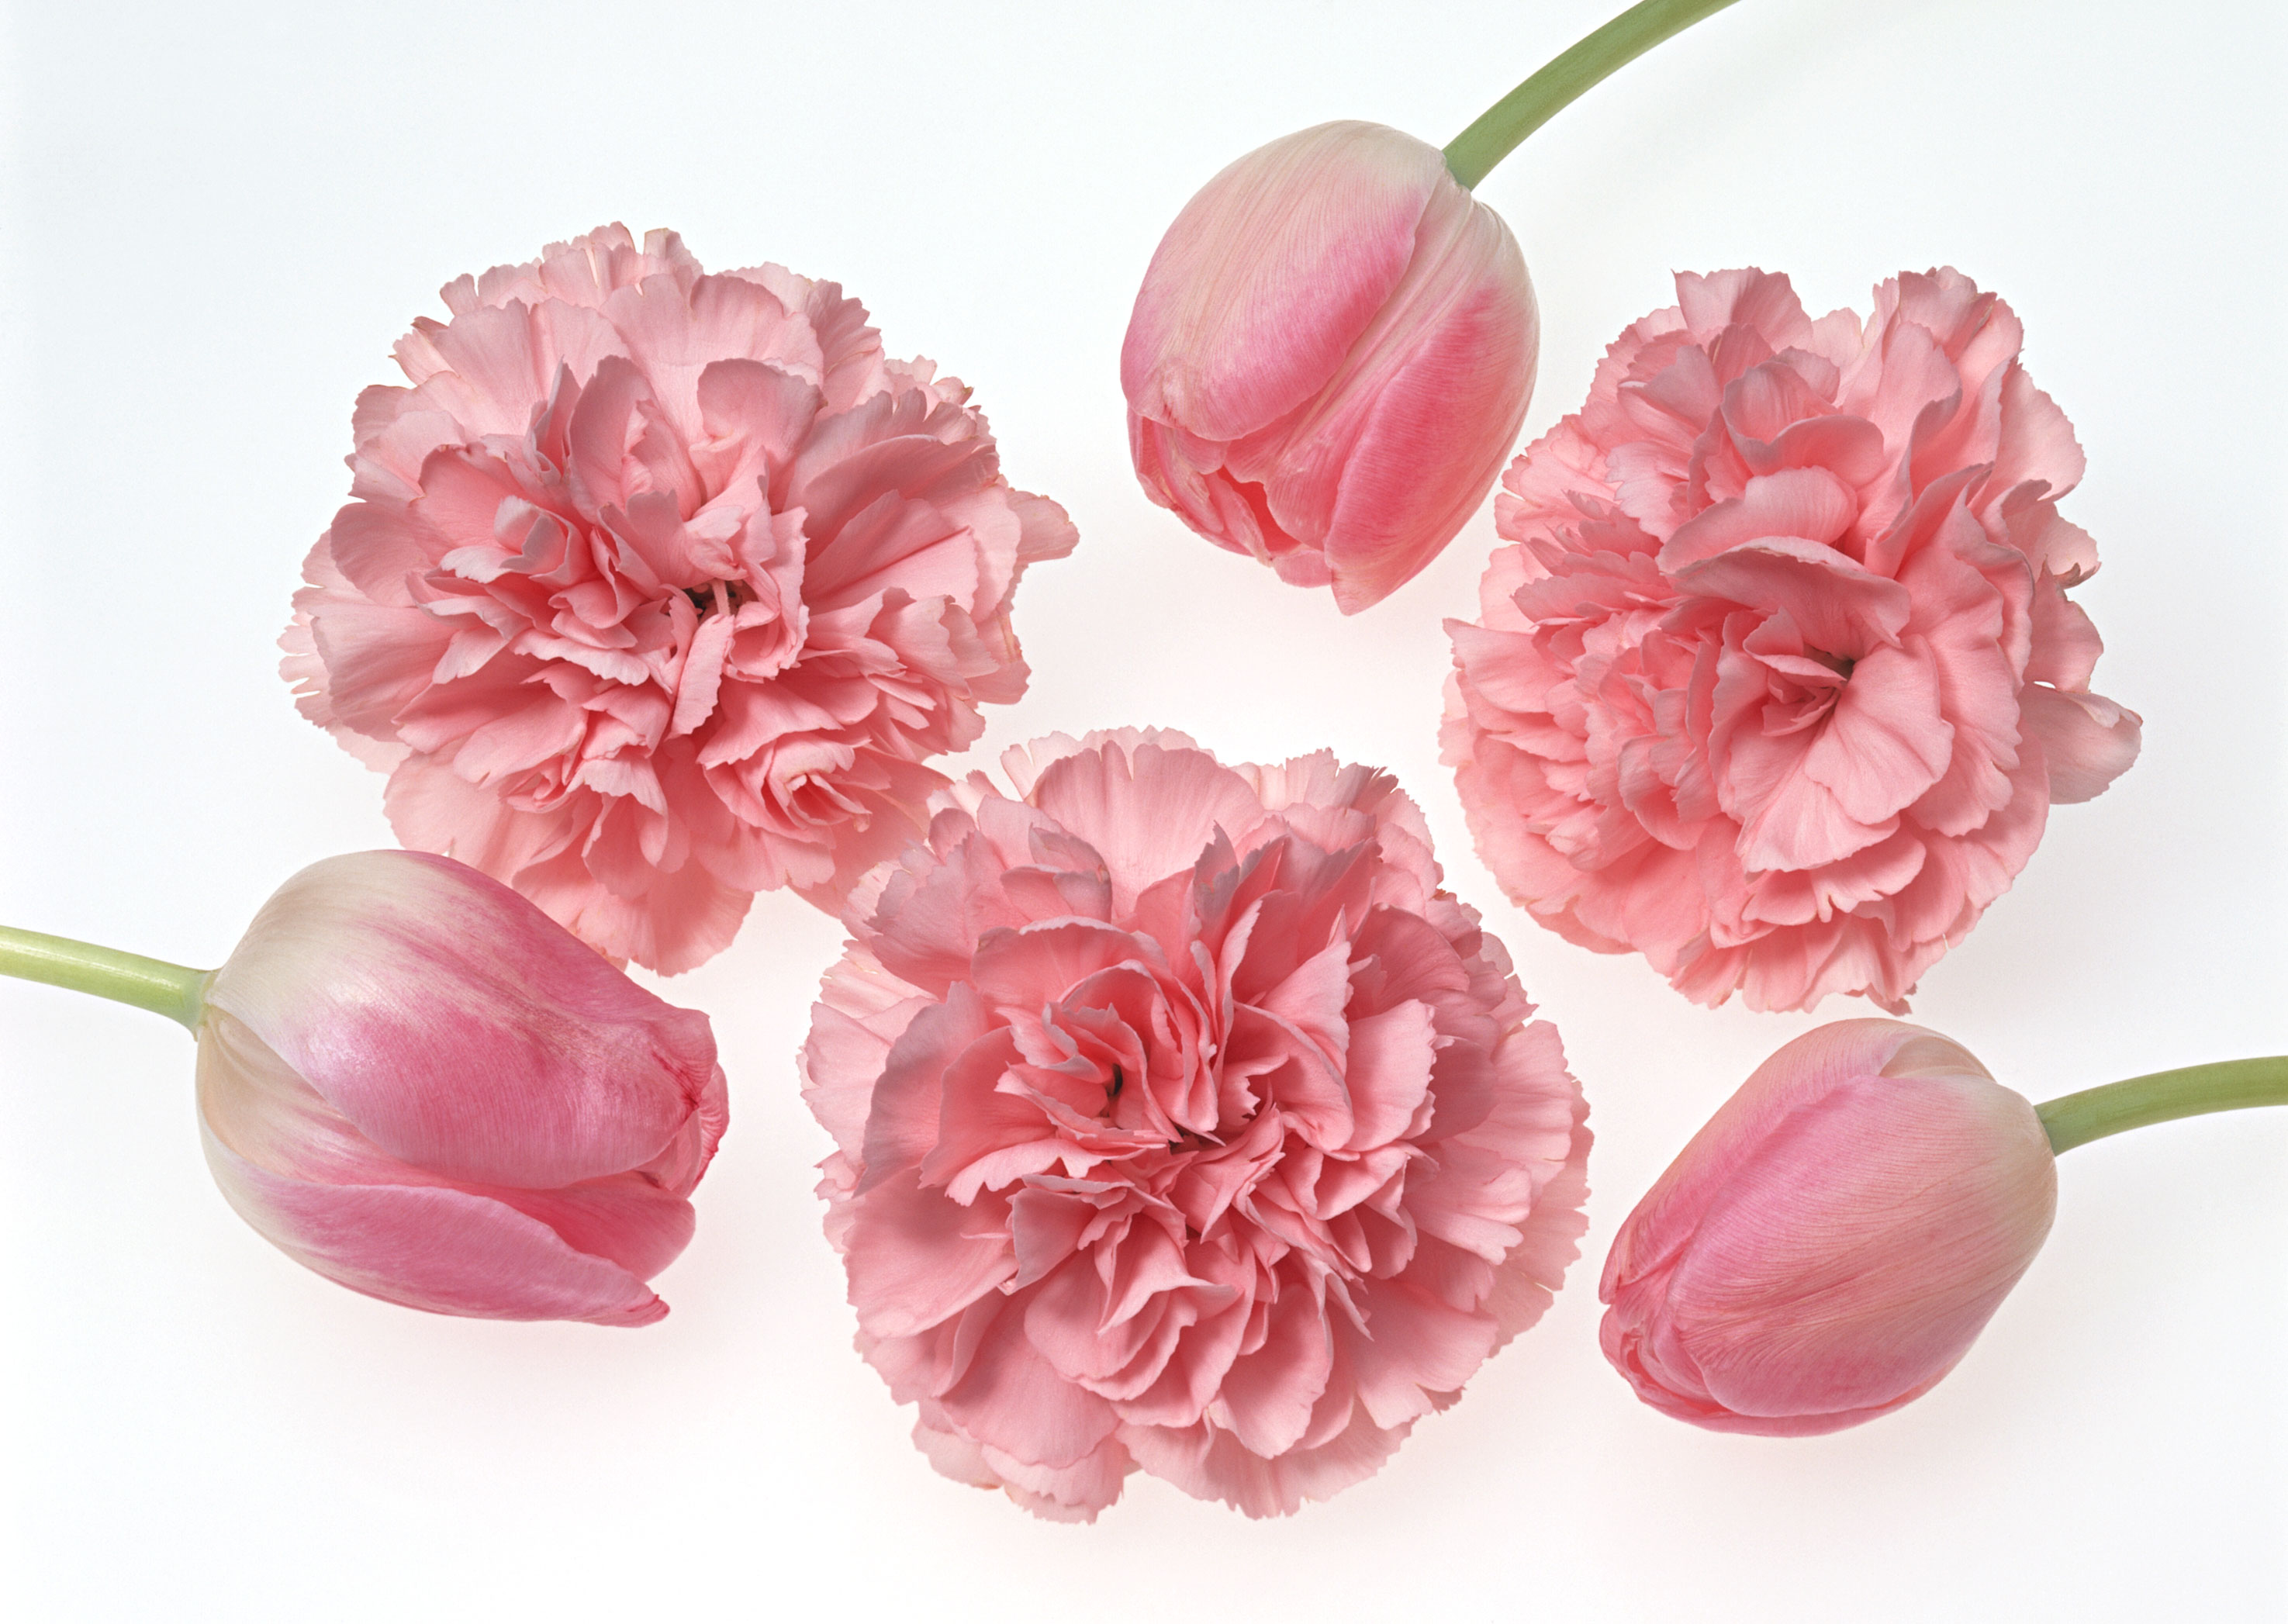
xmin=1600 ymin=1020 xmax=2056 ymax=1435
xmin=1122 ymin=120 xmax=1538 ymax=613
xmin=194 ymin=851 xmax=728 ymax=1326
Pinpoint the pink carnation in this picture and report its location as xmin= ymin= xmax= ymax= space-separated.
xmin=1444 ymin=268 xmax=2141 ymax=1012
xmin=802 ymin=729 xmax=1589 ymax=1520
xmin=285 ymin=225 xmax=1076 ymax=973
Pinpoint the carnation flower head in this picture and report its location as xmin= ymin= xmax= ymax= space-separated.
xmin=1444 ymin=268 xmax=2141 ymax=1012
xmin=285 ymin=225 xmax=1076 ymax=973
xmin=802 ymin=728 xmax=1590 ymax=1520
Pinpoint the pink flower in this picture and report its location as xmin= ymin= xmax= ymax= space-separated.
xmin=285 ymin=225 xmax=1077 ymax=973
xmin=1123 ymin=123 xmax=1539 ymax=613
xmin=1601 ymin=1019 xmax=2055 ymax=1435
xmin=197 ymin=850 xmax=728 ymax=1325
xmin=801 ymin=729 xmax=1589 ymax=1519
xmin=1445 ymin=268 xmax=2141 ymax=1011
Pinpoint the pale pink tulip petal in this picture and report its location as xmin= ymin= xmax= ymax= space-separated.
xmin=488 ymin=1175 xmax=698 ymax=1284
xmin=206 ymin=852 xmax=721 ymax=1190
xmin=204 ymin=1130 xmax=668 ymax=1326
xmin=1122 ymin=122 xmax=1443 ymax=442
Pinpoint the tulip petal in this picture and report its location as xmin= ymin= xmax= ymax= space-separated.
xmin=202 ymin=1126 xmax=671 ymax=1326
xmin=1122 ymin=123 xmax=1443 ymax=443
xmin=206 ymin=852 xmax=724 ymax=1191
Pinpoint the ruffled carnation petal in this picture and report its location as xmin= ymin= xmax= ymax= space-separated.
xmin=803 ymin=731 xmax=1589 ymax=1519
xmin=1446 ymin=268 xmax=2138 ymax=1011
xmin=286 ymin=225 xmax=1075 ymax=973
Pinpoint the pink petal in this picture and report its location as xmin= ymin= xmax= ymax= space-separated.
xmin=206 ymin=852 xmax=722 ymax=1191
xmin=2019 ymin=684 xmax=2142 ymax=803
xmin=202 ymin=1127 xmax=669 ymax=1326
xmin=1661 ymin=468 xmax=1861 ymax=571
xmin=1024 ymin=735 xmax=1268 ymax=910
xmin=1337 ymin=999 xmax=1440 ymax=1151
xmin=843 ymin=1170 xmax=1018 ymax=1339
xmin=1122 ymin=122 xmax=1443 ymax=442
xmin=936 ymin=1302 xmax=1122 ymax=1470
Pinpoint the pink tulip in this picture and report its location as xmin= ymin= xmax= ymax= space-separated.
xmin=1600 ymin=1020 xmax=2055 ymax=1434
xmin=195 ymin=851 xmax=728 ymax=1325
xmin=1122 ymin=121 xmax=1539 ymax=613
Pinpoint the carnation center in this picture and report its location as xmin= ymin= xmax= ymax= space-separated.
xmin=682 ymin=579 xmax=752 ymax=617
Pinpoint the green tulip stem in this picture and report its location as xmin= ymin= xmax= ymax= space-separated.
xmin=1443 ymin=0 xmax=1745 ymax=189
xmin=0 ymin=925 xmax=209 ymax=1030
xmin=2037 ymin=1057 xmax=2288 ymax=1156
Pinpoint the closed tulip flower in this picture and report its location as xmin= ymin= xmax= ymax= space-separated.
xmin=1600 ymin=1020 xmax=2055 ymax=1435
xmin=1 ymin=850 xmax=728 ymax=1325
xmin=1119 ymin=5 xmax=1762 ymax=611
xmin=1122 ymin=121 xmax=1539 ymax=613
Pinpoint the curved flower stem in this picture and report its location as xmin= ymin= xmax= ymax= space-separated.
xmin=1443 ymin=0 xmax=1745 ymax=189
xmin=2037 ymin=1058 xmax=2288 ymax=1155
xmin=0 ymin=925 xmax=208 ymax=1030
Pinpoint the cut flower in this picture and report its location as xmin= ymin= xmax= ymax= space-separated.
xmin=286 ymin=225 xmax=1076 ymax=973
xmin=199 ymin=850 xmax=728 ymax=1325
xmin=1601 ymin=1019 xmax=2056 ymax=1434
xmin=1123 ymin=122 xmax=1539 ymax=613
xmin=802 ymin=729 xmax=1589 ymax=1519
xmin=1445 ymin=268 xmax=2139 ymax=1011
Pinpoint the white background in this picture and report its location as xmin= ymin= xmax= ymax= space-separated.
xmin=2 ymin=1 xmax=2282 ymax=1617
